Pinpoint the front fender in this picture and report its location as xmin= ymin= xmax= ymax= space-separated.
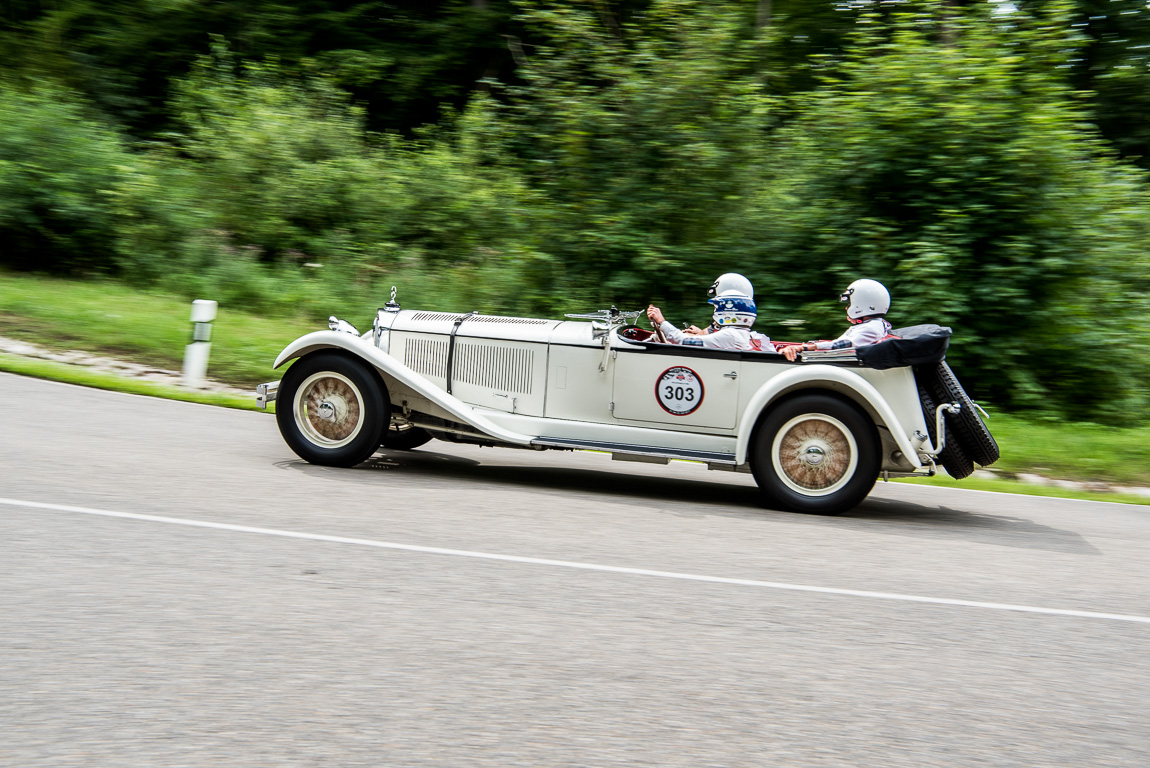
xmin=273 ymin=331 xmax=534 ymax=446
xmin=735 ymin=365 xmax=922 ymax=468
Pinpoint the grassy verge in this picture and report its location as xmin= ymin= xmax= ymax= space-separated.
xmin=974 ymin=413 xmax=1150 ymax=487
xmin=0 ymin=353 xmax=272 ymax=412
xmin=3 ymin=269 xmax=1149 ymax=495
xmin=893 ymin=473 xmax=1150 ymax=507
xmin=0 ymin=270 xmax=318 ymax=387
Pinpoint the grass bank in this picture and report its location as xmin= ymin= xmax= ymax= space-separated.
xmin=3 ymin=269 xmax=1148 ymax=492
xmin=0 ymin=270 xmax=317 ymax=387
xmin=893 ymin=473 xmax=1150 ymax=507
xmin=975 ymin=414 xmax=1150 ymax=487
xmin=0 ymin=353 xmax=270 ymax=411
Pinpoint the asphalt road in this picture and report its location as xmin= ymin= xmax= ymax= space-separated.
xmin=3 ymin=372 xmax=1149 ymax=767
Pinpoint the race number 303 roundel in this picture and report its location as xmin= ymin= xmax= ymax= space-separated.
xmin=656 ymin=366 xmax=704 ymax=416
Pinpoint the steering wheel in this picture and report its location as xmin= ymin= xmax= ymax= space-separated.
xmin=564 ymin=306 xmax=643 ymax=323
xmin=618 ymin=325 xmax=655 ymax=342
xmin=564 ymin=307 xmax=665 ymax=342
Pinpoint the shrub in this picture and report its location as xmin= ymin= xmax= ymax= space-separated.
xmin=744 ymin=4 xmax=1150 ymax=419
xmin=0 ymin=82 xmax=132 ymax=274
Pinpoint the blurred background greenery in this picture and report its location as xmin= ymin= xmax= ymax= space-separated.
xmin=1 ymin=0 xmax=1149 ymax=423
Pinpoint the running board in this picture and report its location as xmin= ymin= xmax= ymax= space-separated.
xmin=531 ymin=437 xmax=738 ymax=465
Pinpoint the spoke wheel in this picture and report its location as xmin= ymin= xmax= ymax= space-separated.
xmin=276 ymin=352 xmax=388 ymax=467
xmin=295 ymin=372 xmax=365 ymax=449
xmin=752 ymin=393 xmax=879 ymax=515
xmin=772 ymin=413 xmax=859 ymax=497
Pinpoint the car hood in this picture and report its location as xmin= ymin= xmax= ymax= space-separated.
xmin=390 ymin=310 xmax=605 ymax=348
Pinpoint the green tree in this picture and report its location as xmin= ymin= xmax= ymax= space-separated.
xmin=164 ymin=44 xmax=552 ymax=314
xmin=484 ymin=0 xmax=772 ymax=311
xmin=0 ymin=82 xmax=132 ymax=273
xmin=1018 ymin=0 xmax=1150 ymax=168
xmin=748 ymin=3 xmax=1150 ymax=418
xmin=2 ymin=0 xmax=526 ymax=137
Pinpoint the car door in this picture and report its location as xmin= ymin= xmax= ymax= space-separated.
xmin=611 ymin=345 xmax=742 ymax=429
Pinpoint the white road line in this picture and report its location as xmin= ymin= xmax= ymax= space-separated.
xmin=4 ymin=495 xmax=1149 ymax=626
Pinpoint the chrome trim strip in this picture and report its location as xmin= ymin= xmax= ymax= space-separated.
xmin=531 ymin=436 xmax=737 ymax=464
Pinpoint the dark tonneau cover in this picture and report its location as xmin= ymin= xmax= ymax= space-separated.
xmin=856 ymin=324 xmax=952 ymax=369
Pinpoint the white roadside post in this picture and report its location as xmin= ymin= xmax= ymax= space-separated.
xmin=182 ymin=300 xmax=218 ymax=389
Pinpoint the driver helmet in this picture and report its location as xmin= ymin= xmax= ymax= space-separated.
xmin=708 ymin=273 xmax=754 ymax=300
xmin=841 ymin=279 xmax=890 ymax=321
xmin=709 ymin=290 xmax=756 ymax=328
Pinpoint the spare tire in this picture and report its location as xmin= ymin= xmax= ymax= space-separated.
xmin=917 ymin=379 xmax=975 ymax=479
xmin=920 ymin=362 xmax=999 ymax=467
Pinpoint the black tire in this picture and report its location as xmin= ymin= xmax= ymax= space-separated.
xmin=922 ymin=361 xmax=999 ymax=467
xmin=750 ymin=393 xmax=880 ymax=515
xmin=381 ymin=424 xmax=434 ymax=451
xmin=917 ymin=379 xmax=975 ymax=479
xmin=276 ymin=352 xmax=389 ymax=467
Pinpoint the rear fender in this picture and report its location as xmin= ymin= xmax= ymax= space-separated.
xmin=735 ymin=365 xmax=922 ymax=468
xmin=273 ymin=331 xmax=533 ymax=446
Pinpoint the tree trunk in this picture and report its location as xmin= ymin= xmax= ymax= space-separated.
xmin=756 ymin=0 xmax=772 ymax=30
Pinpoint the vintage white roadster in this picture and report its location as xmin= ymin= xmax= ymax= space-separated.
xmin=257 ymin=290 xmax=998 ymax=515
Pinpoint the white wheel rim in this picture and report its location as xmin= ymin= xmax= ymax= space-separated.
xmin=771 ymin=413 xmax=859 ymax=497
xmin=293 ymin=371 xmax=366 ymax=449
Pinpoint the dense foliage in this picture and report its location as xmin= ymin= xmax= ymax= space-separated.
xmin=2 ymin=0 xmax=1150 ymax=421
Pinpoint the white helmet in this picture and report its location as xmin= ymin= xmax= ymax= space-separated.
xmin=708 ymin=290 xmax=756 ymax=328
xmin=708 ymin=273 xmax=754 ymax=300
xmin=840 ymin=279 xmax=890 ymax=321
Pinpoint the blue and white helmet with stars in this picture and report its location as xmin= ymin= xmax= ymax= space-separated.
xmin=708 ymin=290 xmax=756 ymax=329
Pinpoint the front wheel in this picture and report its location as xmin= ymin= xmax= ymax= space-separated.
xmin=751 ymin=394 xmax=880 ymax=515
xmin=276 ymin=352 xmax=389 ymax=467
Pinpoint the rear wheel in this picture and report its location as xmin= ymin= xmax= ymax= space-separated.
xmin=751 ymin=394 xmax=880 ymax=515
xmin=276 ymin=352 xmax=388 ymax=467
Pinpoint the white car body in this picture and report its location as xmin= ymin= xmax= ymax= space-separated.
xmin=258 ymin=296 xmax=979 ymax=512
